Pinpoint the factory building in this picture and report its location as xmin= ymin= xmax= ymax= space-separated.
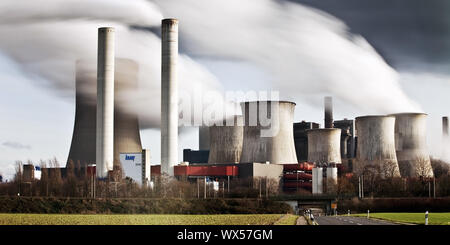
xmin=183 ymin=149 xmax=209 ymax=164
xmin=333 ymin=119 xmax=356 ymax=159
xmin=282 ymin=163 xmax=313 ymax=192
xmin=58 ymin=20 xmax=439 ymax=196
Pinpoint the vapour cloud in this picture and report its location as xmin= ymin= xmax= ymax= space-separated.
xmin=0 ymin=0 xmax=421 ymax=131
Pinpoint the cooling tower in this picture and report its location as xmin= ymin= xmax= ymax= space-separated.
xmin=306 ymin=128 xmax=342 ymax=164
xmin=208 ymin=116 xmax=244 ymax=164
xmin=199 ymin=126 xmax=210 ymax=150
xmin=390 ymin=113 xmax=434 ymax=178
xmin=67 ymin=59 xmax=142 ymax=176
xmin=161 ymin=18 xmax=179 ymax=176
xmin=240 ymin=101 xmax=298 ymax=164
xmin=355 ymin=115 xmax=401 ymax=177
xmin=96 ymin=27 xmax=115 ymax=178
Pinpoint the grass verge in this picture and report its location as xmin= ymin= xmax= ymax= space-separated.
xmin=353 ymin=212 xmax=450 ymax=225
xmin=273 ymin=214 xmax=299 ymax=225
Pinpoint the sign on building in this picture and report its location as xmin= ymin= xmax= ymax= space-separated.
xmin=119 ymin=153 xmax=142 ymax=183
xmin=34 ymin=166 xmax=41 ymax=180
xmin=213 ymin=181 xmax=219 ymax=191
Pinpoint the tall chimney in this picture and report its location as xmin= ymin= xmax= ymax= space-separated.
xmin=96 ymin=27 xmax=115 ymax=179
xmin=443 ymin=117 xmax=449 ymax=137
xmin=161 ymin=18 xmax=179 ymax=176
xmin=324 ymin=96 xmax=333 ymax=128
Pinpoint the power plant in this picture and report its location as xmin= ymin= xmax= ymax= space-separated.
xmin=35 ymin=18 xmax=436 ymax=197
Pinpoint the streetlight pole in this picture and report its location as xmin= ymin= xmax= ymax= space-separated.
xmin=204 ymin=176 xmax=207 ymax=199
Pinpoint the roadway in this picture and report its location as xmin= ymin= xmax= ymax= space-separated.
xmin=315 ymin=216 xmax=398 ymax=225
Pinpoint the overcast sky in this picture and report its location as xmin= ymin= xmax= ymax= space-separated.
xmin=1 ymin=0 xmax=449 ymax=180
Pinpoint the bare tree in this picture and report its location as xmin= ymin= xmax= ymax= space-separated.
xmin=379 ymin=160 xmax=401 ymax=178
xmin=414 ymin=157 xmax=434 ymax=178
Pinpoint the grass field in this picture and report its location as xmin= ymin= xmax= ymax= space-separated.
xmin=353 ymin=213 xmax=450 ymax=225
xmin=0 ymin=213 xmax=296 ymax=225
xmin=273 ymin=214 xmax=299 ymax=225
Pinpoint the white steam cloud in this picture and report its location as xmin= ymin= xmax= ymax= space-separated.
xmin=154 ymin=0 xmax=421 ymax=114
xmin=0 ymin=0 xmax=420 ymax=130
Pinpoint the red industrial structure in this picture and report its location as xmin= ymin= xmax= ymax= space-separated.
xmin=282 ymin=162 xmax=314 ymax=192
xmin=151 ymin=165 xmax=238 ymax=177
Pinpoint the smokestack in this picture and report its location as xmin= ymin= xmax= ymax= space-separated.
xmin=443 ymin=117 xmax=448 ymax=137
xmin=96 ymin=27 xmax=115 ymax=179
xmin=324 ymin=96 xmax=333 ymax=128
xmin=161 ymin=18 xmax=179 ymax=176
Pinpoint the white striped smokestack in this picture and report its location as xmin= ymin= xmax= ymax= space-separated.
xmin=161 ymin=18 xmax=179 ymax=176
xmin=96 ymin=27 xmax=115 ymax=179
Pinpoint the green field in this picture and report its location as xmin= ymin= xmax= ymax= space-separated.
xmin=353 ymin=213 xmax=450 ymax=225
xmin=0 ymin=213 xmax=297 ymax=225
xmin=273 ymin=214 xmax=299 ymax=225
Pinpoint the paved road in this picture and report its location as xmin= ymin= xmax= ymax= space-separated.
xmin=315 ymin=216 xmax=398 ymax=225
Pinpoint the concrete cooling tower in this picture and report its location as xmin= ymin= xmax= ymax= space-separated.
xmin=355 ymin=115 xmax=400 ymax=177
xmin=307 ymin=128 xmax=342 ymax=165
xmin=67 ymin=58 xmax=142 ymax=174
xmin=240 ymin=101 xmax=298 ymax=164
xmin=390 ymin=113 xmax=434 ymax=178
xmin=208 ymin=116 xmax=244 ymax=164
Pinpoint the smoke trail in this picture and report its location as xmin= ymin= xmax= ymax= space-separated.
xmin=153 ymin=0 xmax=421 ymax=114
xmin=0 ymin=0 xmax=421 ymax=131
xmin=0 ymin=0 xmax=227 ymax=128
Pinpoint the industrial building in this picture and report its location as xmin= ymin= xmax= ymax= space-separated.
xmin=333 ymin=119 xmax=356 ymax=159
xmin=33 ymin=18 xmax=432 ymax=196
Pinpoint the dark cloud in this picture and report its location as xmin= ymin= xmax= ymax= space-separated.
xmin=291 ymin=0 xmax=450 ymax=70
xmin=2 ymin=141 xmax=31 ymax=150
